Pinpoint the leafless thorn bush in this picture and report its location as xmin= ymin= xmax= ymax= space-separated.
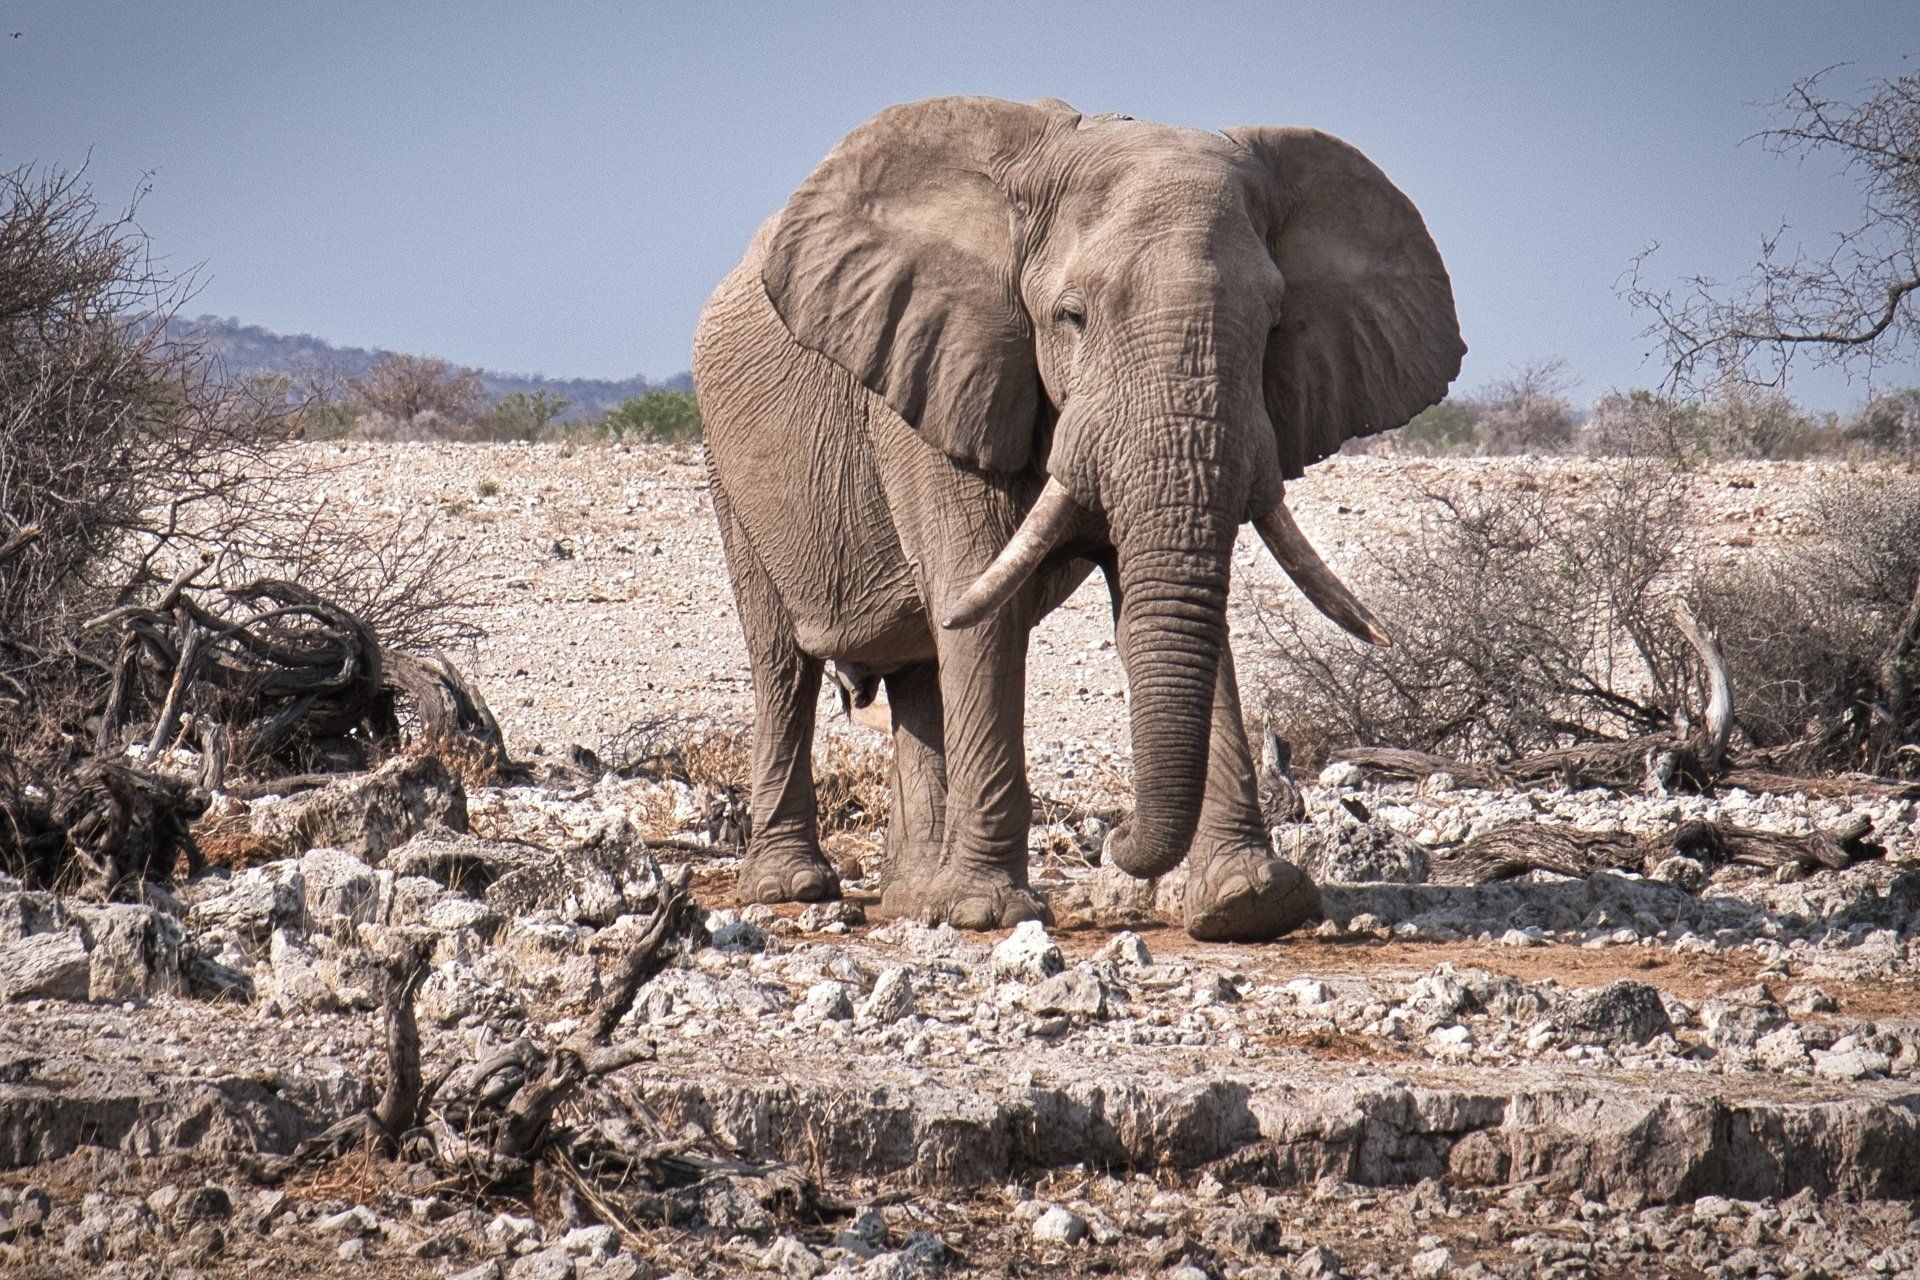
xmin=1253 ymin=462 xmax=1697 ymax=768
xmin=0 ymin=165 xmax=481 ymax=880
xmin=1472 ymin=357 xmax=1578 ymax=455
xmin=1692 ymin=471 xmax=1920 ymax=776
xmin=1258 ymin=459 xmax=1920 ymax=782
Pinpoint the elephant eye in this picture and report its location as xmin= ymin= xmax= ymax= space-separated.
xmin=1054 ymin=294 xmax=1087 ymax=332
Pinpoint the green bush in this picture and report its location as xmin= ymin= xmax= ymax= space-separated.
xmin=1392 ymin=400 xmax=1481 ymax=454
xmin=598 ymin=390 xmax=701 ymax=444
xmin=469 ymin=390 xmax=570 ymax=442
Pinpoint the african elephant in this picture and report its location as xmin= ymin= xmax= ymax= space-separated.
xmin=693 ymin=96 xmax=1463 ymax=940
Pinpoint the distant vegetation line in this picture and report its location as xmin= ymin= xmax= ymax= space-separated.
xmin=180 ymin=315 xmax=693 ymax=420
xmin=178 ymin=317 xmax=1920 ymax=460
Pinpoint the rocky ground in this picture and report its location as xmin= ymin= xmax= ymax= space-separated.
xmin=1 ymin=444 xmax=1916 ymax=1278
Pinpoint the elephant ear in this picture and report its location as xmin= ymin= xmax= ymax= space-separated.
xmin=763 ymin=96 xmax=1071 ymax=472
xmin=1226 ymin=126 xmax=1466 ymax=478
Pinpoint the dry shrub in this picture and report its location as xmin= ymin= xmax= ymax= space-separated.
xmin=603 ymin=716 xmax=748 ymax=787
xmin=0 ymin=166 xmax=477 ymax=812
xmin=1473 ymin=357 xmax=1577 ymax=455
xmin=1256 ymin=460 xmax=1920 ymax=779
xmin=629 ymin=786 xmax=687 ymax=843
xmin=813 ymin=735 xmax=890 ymax=836
xmin=0 ymin=167 xmax=290 ymax=763
xmin=679 ymin=730 xmax=752 ymax=794
xmin=416 ymin=731 xmax=514 ymax=791
xmin=349 ymin=352 xmax=483 ymax=426
xmin=1254 ymin=462 xmax=1695 ymax=767
xmin=1579 ymin=390 xmax=1704 ymax=461
xmin=1582 ymin=388 xmax=1843 ymax=463
xmin=603 ymin=718 xmax=889 ymax=840
xmin=1843 ymin=388 xmax=1920 ymax=458
xmin=215 ymin=504 xmax=479 ymax=656
xmin=1692 ymin=471 xmax=1920 ymax=775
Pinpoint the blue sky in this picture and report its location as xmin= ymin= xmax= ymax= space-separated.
xmin=4 ymin=1 xmax=1915 ymax=408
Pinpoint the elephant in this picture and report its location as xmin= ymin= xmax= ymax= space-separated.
xmin=693 ymin=96 xmax=1463 ymax=941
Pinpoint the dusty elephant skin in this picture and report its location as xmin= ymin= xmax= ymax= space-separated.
xmin=694 ymin=95 xmax=1465 ymax=939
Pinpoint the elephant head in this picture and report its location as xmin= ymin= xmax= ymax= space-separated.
xmin=763 ymin=96 xmax=1464 ymax=879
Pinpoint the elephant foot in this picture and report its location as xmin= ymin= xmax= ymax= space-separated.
xmin=886 ymin=867 xmax=1049 ymax=931
xmin=1183 ymin=846 xmax=1320 ymax=943
xmin=737 ymin=844 xmax=841 ymax=905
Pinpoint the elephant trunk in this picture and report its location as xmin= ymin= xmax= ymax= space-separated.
xmin=1104 ymin=498 xmax=1236 ymax=880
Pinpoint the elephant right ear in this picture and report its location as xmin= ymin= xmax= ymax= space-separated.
xmin=763 ymin=96 xmax=1071 ymax=473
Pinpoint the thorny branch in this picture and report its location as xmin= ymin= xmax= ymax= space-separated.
xmin=1628 ymin=65 xmax=1920 ymax=393
xmin=1627 ymin=65 xmax=1920 ymax=392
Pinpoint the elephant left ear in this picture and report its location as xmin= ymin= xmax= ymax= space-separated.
xmin=1226 ymin=126 xmax=1466 ymax=477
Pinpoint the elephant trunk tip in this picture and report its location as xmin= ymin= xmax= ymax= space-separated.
xmin=1102 ymin=819 xmax=1189 ymax=881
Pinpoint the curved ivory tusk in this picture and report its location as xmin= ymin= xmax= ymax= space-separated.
xmin=941 ymin=478 xmax=1081 ymax=630
xmin=1253 ymin=500 xmax=1391 ymax=647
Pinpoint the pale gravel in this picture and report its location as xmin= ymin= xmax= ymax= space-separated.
xmin=311 ymin=441 xmax=1854 ymax=806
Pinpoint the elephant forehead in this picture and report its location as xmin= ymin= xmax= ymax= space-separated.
xmin=1039 ymin=164 xmax=1274 ymax=281
xmin=1033 ymin=129 xmax=1266 ymax=225
xmin=1070 ymin=119 xmax=1248 ymax=175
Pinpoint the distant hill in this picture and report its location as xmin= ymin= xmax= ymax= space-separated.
xmin=180 ymin=316 xmax=693 ymax=419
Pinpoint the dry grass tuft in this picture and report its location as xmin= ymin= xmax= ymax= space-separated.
xmin=415 ymin=732 xmax=515 ymax=791
xmin=677 ymin=730 xmax=751 ymax=793
xmin=280 ymin=1143 xmax=393 ymax=1206
xmin=602 ymin=718 xmax=890 ymax=842
xmin=814 ymin=736 xmax=890 ymax=836
xmin=630 ymin=786 xmax=686 ymax=843
xmin=193 ymin=821 xmax=285 ymax=871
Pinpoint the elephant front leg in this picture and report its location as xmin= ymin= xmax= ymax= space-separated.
xmin=1179 ymin=643 xmax=1321 ymax=942
xmin=889 ymin=617 xmax=1046 ymax=930
xmin=877 ymin=663 xmax=949 ymax=914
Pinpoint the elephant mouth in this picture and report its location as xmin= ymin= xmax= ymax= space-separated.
xmin=942 ymin=478 xmax=1388 ymax=647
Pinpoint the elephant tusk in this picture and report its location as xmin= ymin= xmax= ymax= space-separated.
xmin=1253 ymin=499 xmax=1391 ymax=647
xmin=941 ymin=478 xmax=1081 ymax=630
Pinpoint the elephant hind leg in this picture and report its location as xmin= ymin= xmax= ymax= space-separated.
xmin=711 ymin=478 xmax=840 ymax=905
xmin=877 ymin=663 xmax=947 ymax=917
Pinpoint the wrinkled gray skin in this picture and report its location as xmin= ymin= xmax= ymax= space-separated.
xmin=694 ymin=97 xmax=1463 ymax=940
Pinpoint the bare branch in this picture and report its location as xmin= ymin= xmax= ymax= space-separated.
xmin=1627 ymin=63 xmax=1920 ymax=393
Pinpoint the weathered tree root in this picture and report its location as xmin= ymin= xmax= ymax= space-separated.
xmin=247 ymin=880 xmax=809 ymax=1242
xmin=1429 ymin=814 xmax=1883 ymax=887
xmin=1 ymin=757 xmax=211 ymax=899
xmin=384 ymin=650 xmax=514 ymax=780
xmin=1330 ymin=744 xmax=1920 ymax=801
xmin=591 ymin=867 xmax=707 ymax=1041
xmin=4 ymin=572 xmax=509 ymax=897
xmin=1426 ymin=823 xmax=1642 ymax=886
